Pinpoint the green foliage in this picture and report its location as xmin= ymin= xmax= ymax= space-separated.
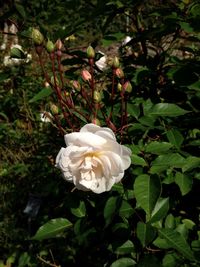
xmin=1 ymin=0 xmax=200 ymax=266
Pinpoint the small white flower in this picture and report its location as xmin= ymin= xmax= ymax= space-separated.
xmin=122 ymin=36 xmax=132 ymax=46
xmin=56 ymin=123 xmax=131 ymax=193
xmin=40 ymin=112 xmax=52 ymax=123
xmin=95 ymin=51 xmax=107 ymax=71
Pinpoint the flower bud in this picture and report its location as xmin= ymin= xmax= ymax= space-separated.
xmin=81 ymin=69 xmax=92 ymax=81
xmin=86 ymin=45 xmax=95 ymax=59
xmin=46 ymin=39 xmax=55 ymax=53
xmin=55 ymin=39 xmax=62 ymax=50
xmin=71 ymin=80 xmax=81 ymax=91
xmin=31 ymin=28 xmax=44 ymax=45
xmin=50 ymin=103 xmax=59 ymax=115
xmin=115 ymin=68 xmax=124 ymax=79
xmin=112 ymin=56 xmax=120 ymax=68
xmin=93 ymin=90 xmax=102 ymax=103
xmin=44 ymin=81 xmax=50 ymax=87
xmin=91 ymin=116 xmax=101 ymax=125
xmin=123 ymin=81 xmax=132 ymax=93
xmin=117 ymin=82 xmax=122 ymax=92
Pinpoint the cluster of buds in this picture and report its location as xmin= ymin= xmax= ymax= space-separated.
xmin=31 ymin=27 xmax=132 ymax=135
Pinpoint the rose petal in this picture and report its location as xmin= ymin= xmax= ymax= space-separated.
xmin=65 ymin=132 xmax=106 ymax=148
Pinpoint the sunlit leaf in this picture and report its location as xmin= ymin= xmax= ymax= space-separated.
xmin=158 ymin=228 xmax=195 ymax=260
xmin=29 ymin=87 xmax=53 ymax=103
xmin=110 ymin=257 xmax=136 ymax=267
xmin=31 ymin=218 xmax=72 ymax=240
xmin=131 ymin=154 xmax=147 ymax=166
xmin=114 ymin=240 xmax=135 ymax=255
xmin=150 ymin=153 xmax=185 ymax=173
xmin=71 ymin=200 xmax=86 ymax=218
xmin=134 ymin=174 xmax=161 ymax=216
xmin=149 ymin=103 xmax=189 ymax=117
xmin=149 ymin=198 xmax=169 ymax=223
xmin=145 ymin=141 xmax=173 ymax=154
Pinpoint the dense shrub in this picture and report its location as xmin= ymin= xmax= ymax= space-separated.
xmin=0 ymin=0 xmax=200 ymax=266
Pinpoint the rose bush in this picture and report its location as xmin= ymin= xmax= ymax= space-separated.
xmin=56 ymin=123 xmax=131 ymax=193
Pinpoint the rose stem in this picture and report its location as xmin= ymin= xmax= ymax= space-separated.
xmin=56 ymin=51 xmax=74 ymax=109
xmin=50 ymin=52 xmax=74 ymax=130
xmin=108 ymin=67 xmax=116 ymax=120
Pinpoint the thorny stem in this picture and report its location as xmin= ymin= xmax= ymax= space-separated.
xmin=120 ymin=78 xmax=128 ymax=141
xmin=108 ymin=68 xmax=116 ymax=120
xmin=38 ymin=53 xmax=50 ymax=83
xmin=56 ymin=52 xmax=74 ymax=109
xmin=50 ymin=52 xmax=74 ymax=131
xmin=89 ymin=58 xmax=96 ymax=119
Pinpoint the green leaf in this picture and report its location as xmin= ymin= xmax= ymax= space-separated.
xmin=134 ymin=174 xmax=161 ymax=217
xmin=175 ymin=172 xmax=193 ymax=195
xmin=127 ymin=103 xmax=140 ymax=119
xmin=18 ymin=252 xmax=31 ymax=267
xmin=71 ymin=200 xmax=86 ymax=218
xmin=149 ymin=198 xmax=169 ymax=223
xmin=31 ymin=218 xmax=72 ymax=240
xmin=182 ymin=156 xmax=200 ymax=172
xmin=145 ymin=141 xmax=173 ymax=154
xmin=119 ymin=200 xmax=134 ymax=219
xmin=179 ymin=22 xmax=194 ymax=33
xmin=114 ymin=240 xmax=135 ymax=255
xmin=158 ymin=228 xmax=195 ymax=260
xmin=153 ymin=237 xmax=172 ymax=249
xmin=104 ymin=196 xmax=120 ymax=227
xmin=136 ymin=222 xmax=156 ymax=247
xmin=166 ymin=129 xmax=184 ymax=149
xmin=162 ymin=253 xmax=177 ymax=267
xmin=71 ymin=110 xmax=88 ymax=123
xmin=110 ymin=257 xmax=136 ymax=267
xmin=150 ymin=153 xmax=185 ymax=174
xmin=15 ymin=3 xmax=26 ymax=19
xmin=10 ymin=47 xmax=26 ymax=59
xmin=138 ymin=116 xmax=156 ymax=127
xmin=131 ymin=154 xmax=147 ymax=166
xmin=165 ymin=214 xmax=176 ymax=229
xmin=29 ymin=87 xmax=53 ymax=103
xmin=182 ymin=219 xmax=196 ymax=230
xmin=149 ymin=103 xmax=189 ymax=117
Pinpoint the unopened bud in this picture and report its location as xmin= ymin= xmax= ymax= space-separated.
xmin=46 ymin=39 xmax=55 ymax=53
xmin=55 ymin=39 xmax=62 ymax=50
xmin=86 ymin=45 xmax=95 ymax=59
xmin=44 ymin=81 xmax=50 ymax=87
xmin=115 ymin=68 xmax=124 ymax=79
xmin=32 ymin=28 xmax=44 ymax=45
xmin=91 ymin=117 xmax=101 ymax=125
xmin=123 ymin=81 xmax=132 ymax=93
xmin=117 ymin=82 xmax=122 ymax=92
xmin=71 ymin=80 xmax=81 ymax=91
xmin=81 ymin=69 xmax=92 ymax=81
xmin=93 ymin=90 xmax=102 ymax=103
xmin=50 ymin=103 xmax=59 ymax=115
xmin=112 ymin=56 xmax=120 ymax=68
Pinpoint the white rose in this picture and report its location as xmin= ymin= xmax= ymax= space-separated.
xmin=56 ymin=123 xmax=132 ymax=194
